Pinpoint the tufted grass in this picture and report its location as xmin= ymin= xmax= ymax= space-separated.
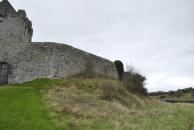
xmin=0 ymin=78 xmax=194 ymax=130
xmin=43 ymin=78 xmax=194 ymax=130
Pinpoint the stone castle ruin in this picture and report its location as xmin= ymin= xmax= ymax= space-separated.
xmin=0 ymin=0 xmax=118 ymax=85
xmin=0 ymin=0 xmax=33 ymax=43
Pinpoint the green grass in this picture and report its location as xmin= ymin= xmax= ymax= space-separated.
xmin=0 ymin=79 xmax=58 ymax=130
xmin=0 ymin=78 xmax=194 ymax=130
xmin=126 ymin=103 xmax=194 ymax=130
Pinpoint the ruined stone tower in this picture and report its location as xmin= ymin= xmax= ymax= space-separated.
xmin=0 ymin=0 xmax=33 ymax=42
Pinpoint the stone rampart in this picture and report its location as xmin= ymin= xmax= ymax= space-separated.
xmin=0 ymin=42 xmax=118 ymax=84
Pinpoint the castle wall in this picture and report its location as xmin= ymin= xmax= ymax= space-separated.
xmin=0 ymin=42 xmax=118 ymax=84
xmin=0 ymin=14 xmax=32 ymax=43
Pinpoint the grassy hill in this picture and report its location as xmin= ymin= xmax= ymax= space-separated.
xmin=0 ymin=78 xmax=194 ymax=130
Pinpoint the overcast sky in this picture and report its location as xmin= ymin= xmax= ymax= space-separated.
xmin=6 ymin=0 xmax=194 ymax=92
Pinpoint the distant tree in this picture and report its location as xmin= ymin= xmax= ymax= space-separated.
xmin=169 ymin=91 xmax=175 ymax=96
xmin=114 ymin=60 xmax=124 ymax=80
xmin=175 ymin=90 xmax=183 ymax=98
xmin=181 ymin=87 xmax=193 ymax=93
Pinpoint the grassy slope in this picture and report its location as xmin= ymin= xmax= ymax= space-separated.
xmin=43 ymin=78 xmax=194 ymax=130
xmin=0 ymin=79 xmax=57 ymax=130
xmin=0 ymin=78 xmax=194 ymax=130
xmin=43 ymin=78 xmax=149 ymax=130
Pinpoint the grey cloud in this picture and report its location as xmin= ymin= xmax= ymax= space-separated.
xmin=8 ymin=0 xmax=194 ymax=91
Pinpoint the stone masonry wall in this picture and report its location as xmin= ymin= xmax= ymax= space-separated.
xmin=0 ymin=0 xmax=33 ymax=43
xmin=0 ymin=15 xmax=33 ymax=43
xmin=0 ymin=42 xmax=118 ymax=84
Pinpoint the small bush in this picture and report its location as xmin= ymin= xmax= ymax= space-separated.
xmin=160 ymin=95 xmax=166 ymax=99
xmin=192 ymin=92 xmax=194 ymax=98
xmin=122 ymin=64 xmax=147 ymax=96
xmin=174 ymin=90 xmax=183 ymax=98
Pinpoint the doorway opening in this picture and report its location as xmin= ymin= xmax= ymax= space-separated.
xmin=0 ymin=62 xmax=8 ymax=85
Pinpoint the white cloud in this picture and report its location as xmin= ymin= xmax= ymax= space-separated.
xmin=147 ymin=75 xmax=194 ymax=92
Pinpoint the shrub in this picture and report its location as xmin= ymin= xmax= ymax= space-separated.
xmin=174 ymin=90 xmax=183 ymax=98
xmin=181 ymin=87 xmax=193 ymax=93
xmin=114 ymin=60 xmax=124 ymax=80
xmin=122 ymin=64 xmax=147 ymax=96
xmin=160 ymin=95 xmax=166 ymax=99
xmin=169 ymin=91 xmax=175 ymax=96
xmin=192 ymin=92 xmax=194 ymax=98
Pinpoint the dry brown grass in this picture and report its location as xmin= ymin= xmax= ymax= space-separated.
xmin=42 ymin=78 xmax=154 ymax=130
xmin=42 ymin=78 xmax=194 ymax=130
